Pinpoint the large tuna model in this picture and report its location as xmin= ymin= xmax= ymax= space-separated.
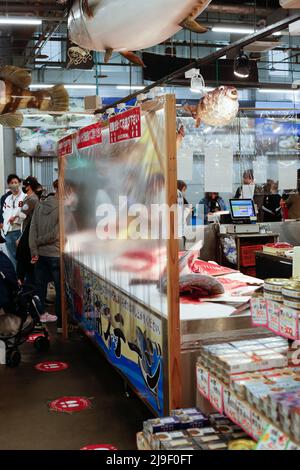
xmin=67 ymin=0 xmax=212 ymax=65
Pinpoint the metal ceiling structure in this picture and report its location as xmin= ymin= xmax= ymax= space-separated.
xmin=0 ymin=1 xmax=287 ymax=66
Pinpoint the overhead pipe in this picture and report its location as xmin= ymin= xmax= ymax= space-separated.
xmin=207 ymin=3 xmax=274 ymax=16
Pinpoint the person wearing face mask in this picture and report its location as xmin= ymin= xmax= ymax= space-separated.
xmin=1 ymin=174 xmax=25 ymax=268
xmin=177 ymin=180 xmax=192 ymax=251
xmin=16 ymin=177 xmax=40 ymax=285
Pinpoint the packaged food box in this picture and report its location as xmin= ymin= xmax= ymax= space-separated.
xmin=178 ymin=413 xmax=210 ymax=429
xmin=197 ymin=440 xmax=228 ymax=451
xmin=171 ymin=408 xmax=201 ymax=416
xmin=143 ymin=416 xmax=181 ymax=435
xmin=160 ymin=437 xmax=195 ymax=450
xmin=209 ymin=413 xmax=232 ymax=425
xmin=151 ymin=431 xmax=187 ymax=450
xmin=186 ymin=427 xmax=217 ymax=438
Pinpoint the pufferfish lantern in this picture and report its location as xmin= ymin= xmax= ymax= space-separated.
xmin=67 ymin=0 xmax=212 ymax=65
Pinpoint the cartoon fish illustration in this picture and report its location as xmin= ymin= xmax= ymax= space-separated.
xmin=68 ymin=0 xmax=212 ymax=65
xmin=0 ymin=66 xmax=69 ymax=128
xmin=185 ymin=86 xmax=239 ymax=127
xmin=128 ymin=327 xmax=162 ymax=410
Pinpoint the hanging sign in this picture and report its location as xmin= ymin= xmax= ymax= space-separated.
xmin=57 ymin=135 xmax=73 ymax=157
xmin=81 ymin=444 xmax=118 ymax=451
xmin=49 ymin=396 xmax=92 ymax=413
xmin=109 ymin=107 xmax=141 ymax=144
xmin=76 ymin=123 xmax=102 ymax=149
xmin=35 ymin=361 xmax=69 ymax=372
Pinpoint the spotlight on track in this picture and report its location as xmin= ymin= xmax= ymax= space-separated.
xmin=234 ymin=50 xmax=250 ymax=79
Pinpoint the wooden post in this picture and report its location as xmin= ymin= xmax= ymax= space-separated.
xmin=58 ymin=154 xmax=68 ymax=340
xmin=165 ymin=94 xmax=182 ymax=411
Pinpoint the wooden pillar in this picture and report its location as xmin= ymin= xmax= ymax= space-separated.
xmin=165 ymin=94 xmax=182 ymax=410
xmin=58 ymin=154 xmax=68 ymax=340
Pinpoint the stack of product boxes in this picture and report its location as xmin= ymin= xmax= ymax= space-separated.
xmin=197 ymin=336 xmax=300 ymax=443
xmin=143 ymin=410 xmax=254 ymax=451
xmin=198 ymin=337 xmax=289 ymax=385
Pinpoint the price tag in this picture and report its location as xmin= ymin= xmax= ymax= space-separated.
xmin=251 ymin=298 xmax=268 ymax=327
xmin=209 ymin=376 xmax=224 ymax=414
xmin=267 ymin=300 xmax=281 ymax=334
xmin=237 ymin=400 xmax=252 ymax=436
xmin=256 ymin=425 xmax=290 ymax=450
xmin=251 ymin=410 xmax=270 ymax=441
xmin=280 ymin=306 xmax=299 ymax=340
xmin=196 ymin=364 xmax=210 ymax=399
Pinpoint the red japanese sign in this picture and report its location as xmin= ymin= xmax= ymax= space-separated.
xmin=35 ymin=361 xmax=69 ymax=372
xmin=81 ymin=444 xmax=118 ymax=451
xmin=109 ymin=107 xmax=141 ymax=143
xmin=76 ymin=123 xmax=102 ymax=149
xmin=27 ymin=333 xmax=46 ymax=343
xmin=49 ymin=396 xmax=92 ymax=413
xmin=57 ymin=135 xmax=73 ymax=157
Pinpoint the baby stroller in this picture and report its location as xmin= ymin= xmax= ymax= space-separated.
xmin=0 ymin=252 xmax=50 ymax=367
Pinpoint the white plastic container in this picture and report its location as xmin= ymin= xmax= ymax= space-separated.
xmin=0 ymin=340 xmax=6 ymax=365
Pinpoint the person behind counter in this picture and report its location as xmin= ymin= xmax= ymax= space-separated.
xmin=285 ymin=187 xmax=300 ymax=220
xmin=262 ymin=180 xmax=282 ymax=222
xmin=200 ymin=192 xmax=227 ymax=224
xmin=177 ymin=180 xmax=193 ymax=250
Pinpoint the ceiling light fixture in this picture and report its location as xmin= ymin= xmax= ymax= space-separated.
xmin=234 ymin=50 xmax=250 ymax=78
xmin=0 ymin=17 xmax=42 ymax=25
xmin=212 ymin=26 xmax=282 ymax=37
xmin=116 ymin=85 xmax=145 ymax=90
xmin=190 ymin=69 xmax=206 ymax=94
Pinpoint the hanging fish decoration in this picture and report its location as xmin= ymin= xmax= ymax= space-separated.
xmin=184 ymin=86 xmax=239 ymax=127
xmin=0 ymin=66 xmax=69 ymax=128
xmin=67 ymin=0 xmax=212 ymax=66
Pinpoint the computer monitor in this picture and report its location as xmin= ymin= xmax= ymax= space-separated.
xmin=230 ymin=199 xmax=256 ymax=221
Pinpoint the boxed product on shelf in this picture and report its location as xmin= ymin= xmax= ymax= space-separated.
xmin=199 ymin=338 xmax=289 ymax=381
xmin=143 ymin=416 xmax=181 ymax=436
xmin=160 ymin=437 xmax=195 ymax=450
xmin=151 ymin=431 xmax=188 ymax=451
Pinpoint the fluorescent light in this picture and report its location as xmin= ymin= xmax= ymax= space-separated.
xmin=258 ymin=88 xmax=293 ymax=93
xmin=212 ymin=26 xmax=282 ymax=37
xmin=0 ymin=17 xmax=42 ymax=25
xmin=212 ymin=26 xmax=254 ymax=34
xmin=116 ymin=85 xmax=145 ymax=90
xmin=29 ymin=84 xmax=97 ymax=90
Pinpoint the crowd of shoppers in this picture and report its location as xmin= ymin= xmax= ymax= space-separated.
xmin=0 ymin=174 xmax=60 ymax=326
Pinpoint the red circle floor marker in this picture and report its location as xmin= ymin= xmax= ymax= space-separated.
xmin=35 ymin=361 xmax=69 ymax=372
xmin=49 ymin=396 xmax=92 ymax=413
xmin=81 ymin=444 xmax=118 ymax=451
xmin=27 ymin=333 xmax=45 ymax=343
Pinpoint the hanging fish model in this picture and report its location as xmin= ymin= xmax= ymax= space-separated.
xmin=184 ymin=86 xmax=239 ymax=127
xmin=0 ymin=66 xmax=69 ymax=128
xmin=67 ymin=0 xmax=212 ymax=65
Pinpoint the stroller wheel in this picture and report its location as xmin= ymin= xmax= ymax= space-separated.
xmin=6 ymin=349 xmax=21 ymax=368
xmin=34 ymin=336 xmax=50 ymax=352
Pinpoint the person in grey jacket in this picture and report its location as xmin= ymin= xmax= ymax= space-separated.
xmin=29 ymin=180 xmax=60 ymax=325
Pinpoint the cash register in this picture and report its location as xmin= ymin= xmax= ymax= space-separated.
xmin=227 ymin=199 xmax=260 ymax=234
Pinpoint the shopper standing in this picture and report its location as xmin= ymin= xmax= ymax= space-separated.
xmin=16 ymin=177 xmax=40 ymax=285
xmin=29 ymin=180 xmax=60 ymax=325
xmin=1 ymin=174 xmax=25 ymax=268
